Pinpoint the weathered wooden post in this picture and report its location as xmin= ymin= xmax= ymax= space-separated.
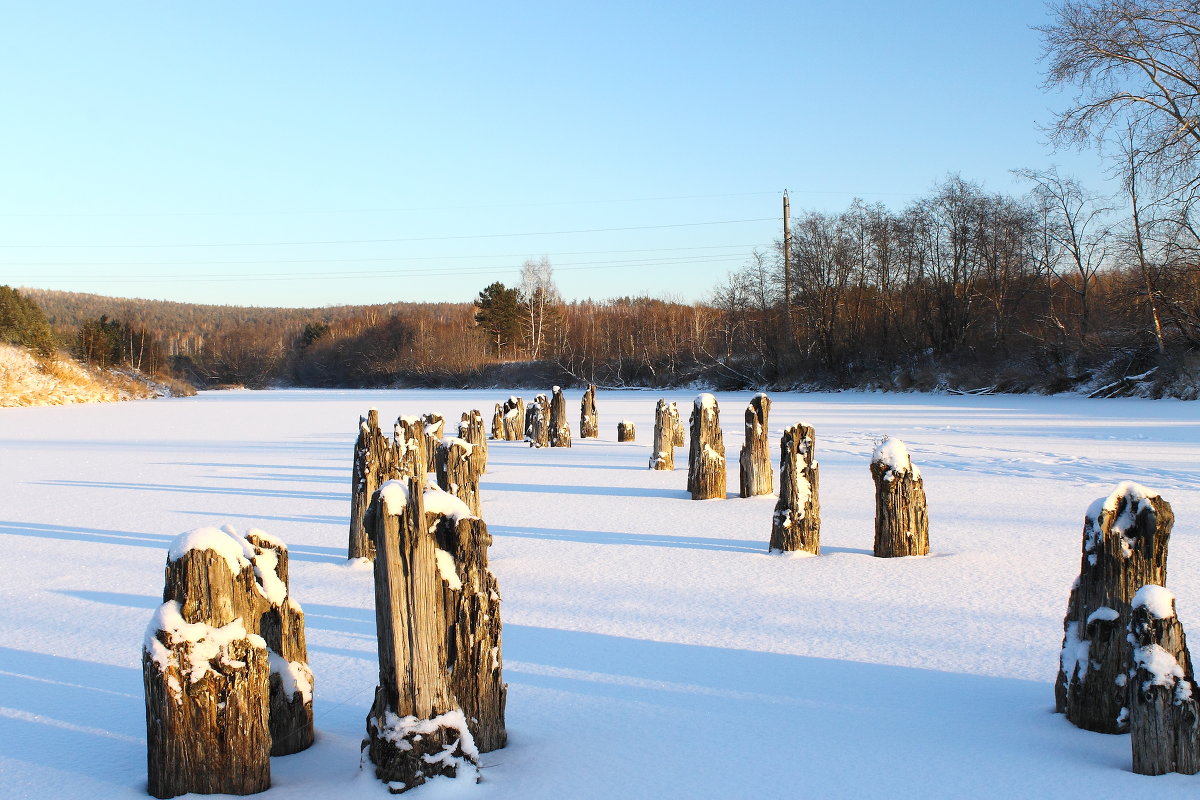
xmin=436 ymin=436 xmax=482 ymax=516
xmin=687 ymin=394 xmax=726 ymax=500
xmin=421 ymin=412 xmax=445 ymax=473
xmin=549 ymin=386 xmax=572 ymax=447
xmin=145 ymin=526 xmax=316 ymax=797
xmin=143 ymin=601 xmax=271 ymax=799
xmin=1055 ymin=481 xmax=1174 ymax=733
xmin=458 ymin=410 xmax=489 ymax=474
xmin=394 ymin=416 xmax=428 ymax=479
xmin=491 ymin=403 xmax=504 ymax=441
xmin=649 ymin=399 xmax=675 ymax=470
xmin=501 ymin=396 xmax=524 ymax=441
xmin=869 ymin=438 xmax=929 ymax=558
xmin=349 ymin=409 xmax=390 ymax=560
xmin=1128 ymin=584 xmax=1200 ymax=775
xmin=525 ymin=394 xmax=550 ymax=448
xmin=242 ymin=528 xmax=315 ymax=756
xmin=428 ymin=488 xmax=507 ymax=753
xmin=670 ymin=400 xmax=684 ymax=447
xmin=617 ymin=420 xmax=636 ymax=442
xmin=739 ymin=393 xmax=772 ymax=497
xmin=580 ymin=384 xmax=599 ymax=438
xmin=769 ymin=423 xmax=820 ymax=553
xmin=363 ymin=479 xmax=506 ymax=792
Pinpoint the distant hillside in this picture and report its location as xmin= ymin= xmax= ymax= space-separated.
xmin=23 ymin=288 xmax=471 ymax=358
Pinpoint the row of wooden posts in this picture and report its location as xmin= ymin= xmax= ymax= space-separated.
xmin=1053 ymin=481 xmax=1200 ymax=777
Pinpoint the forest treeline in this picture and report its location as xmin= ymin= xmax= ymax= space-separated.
xmin=13 ymin=170 xmax=1200 ymax=400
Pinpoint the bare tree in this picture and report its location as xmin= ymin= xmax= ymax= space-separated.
xmin=519 ymin=257 xmax=560 ymax=359
xmin=1016 ymin=167 xmax=1113 ymax=342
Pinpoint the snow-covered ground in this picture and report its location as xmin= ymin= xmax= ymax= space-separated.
xmin=1 ymin=389 xmax=1198 ymax=798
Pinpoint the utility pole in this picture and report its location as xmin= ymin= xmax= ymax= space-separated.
xmin=782 ymin=190 xmax=793 ymax=340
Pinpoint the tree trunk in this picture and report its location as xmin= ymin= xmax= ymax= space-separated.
xmin=525 ymin=394 xmax=550 ymax=448
xmin=739 ymin=393 xmax=772 ymax=497
xmin=687 ymin=394 xmax=726 ymax=500
xmin=363 ymin=478 xmax=507 ymax=791
xmin=549 ymin=386 xmax=572 ymax=447
xmin=580 ymin=384 xmax=599 ymax=438
xmin=1056 ymin=482 xmax=1174 ymax=733
xmin=870 ymin=438 xmax=929 ymax=557
xmin=421 ymin=413 xmax=445 ymax=473
xmin=769 ymin=423 xmax=819 ymax=553
xmin=617 ymin=421 xmax=636 ymax=442
xmin=458 ymin=410 xmax=489 ymax=474
xmin=349 ymin=409 xmax=389 ymax=561
xmin=436 ymin=437 xmax=482 ymax=516
xmin=1129 ymin=585 xmax=1200 ymax=776
xmin=649 ymin=399 xmax=675 ymax=470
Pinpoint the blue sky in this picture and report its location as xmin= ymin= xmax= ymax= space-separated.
xmin=1 ymin=1 xmax=1109 ymax=307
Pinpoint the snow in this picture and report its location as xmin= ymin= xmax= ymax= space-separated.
xmin=379 ymin=479 xmax=411 ymax=516
xmin=167 ymin=526 xmax=250 ymax=573
xmin=3 ymin=388 xmax=1200 ymax=798
xmin=1133 ymin=585 xmax=1176 ymax=620
xmin=1132 ymin=644 xmax=1188 ymax=695
xmin=269 ymin=650 xmax=315 ymax=704
xmin=435 ymin=549 xmax=463 ymax=591
xmin=423 ymin=485 xmax=476 ymax=522
xmin=1085 ymin=606 xmax=1119 ymax=625
xmin=144 ymin=601 xmax=265 ymax=688
xmin=871 ymin=437 xmax=921 ymax=479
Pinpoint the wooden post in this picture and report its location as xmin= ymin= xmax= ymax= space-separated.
xmin=649 ymin=399 xmax=675 ymax=470
xmin=580 ymin=384 xmax=599 ymax=438
xmin=1128 ymin=585 xmax=1200 ymax=775
xmin=501 ymin=396 xmax=524 ymax=441
xmin=739 ymin=393 xmax=772 ymax=497
xmin=525 ymin=394 xmax=550 ymax=448
xmin=549 ymin=386 xmax=572 ymax=447
xmin=869 ymin=438 xmax=929 ymax=557
xmin=364 ymin=478 xmax=473 ymax=791
xmin=617 ymin=421 xmax=636 ymax=442
xmin=421 ymin=413 xmax=445 ymax=473
xmin=394 ymin=416 xmax=428 ymax=479
xmin=490 ymin=403 xmax=504 ymax=441
xmin=143 ymin=605 xmax=271 ymax=799
xmin=146 ymin=526 xmax=316 ymax=796
xmin=363 ymin=479 xmax=507 ymax=790
xmin=670 ymin=401 xmax=684 ymax=447
xmin=1055 ymin=481 xmax=1174 ymax=733
xmin=244 ymin=529 xmax=314 ymax=757
xmin=769 ymin=423 xmax=820 ymax=553
xmin=687 ymin=394 xmax=726 ymax=500
xmin=429 ymin=498 xmax=507 ymax=753
xmin=349 ymin=409 xmax=389 ymax=561
xmin=458 ymin=410 xmax=489 ymax=474
xmin=436 ymin=436 xmax=482 ymax=516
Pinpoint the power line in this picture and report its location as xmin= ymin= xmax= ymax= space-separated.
xmin=0 ymin=191 xmax=783 ymax=218
xmin=0 ymin=242 xmax=762 ymax=269
xmin=0 ymin=217 xmax=775 ymax=249
xmin=18 ymin=255 xmax=752 ymax=285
